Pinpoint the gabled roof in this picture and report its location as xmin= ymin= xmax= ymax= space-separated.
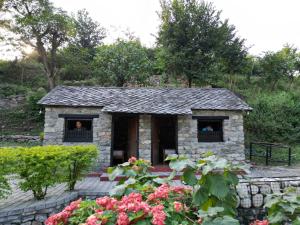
xmin=38 ymin=86 xmax=252 ymax=115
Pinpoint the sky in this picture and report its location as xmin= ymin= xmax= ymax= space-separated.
xmin=1 ymin=0 xmax=300 ymax=59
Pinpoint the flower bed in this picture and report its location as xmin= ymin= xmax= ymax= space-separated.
xmin=46 ymin=154 xmax=300 ymax=225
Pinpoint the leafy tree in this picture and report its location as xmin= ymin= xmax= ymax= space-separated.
xmin=93 ymin=39 xmax=152 ymax=86
xmin=72 ymin=9 xmax=106 ymax=50
xmin=158 ymin=0 xmax=247 ymax=87
xmin=1 ymin=0 xmax=74 ymax=90
xmin=260 ymin=45 xmax=300 ymax=90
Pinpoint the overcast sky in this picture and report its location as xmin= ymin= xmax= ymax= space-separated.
xmin=1 ymin=0 xmax=300 ymax=59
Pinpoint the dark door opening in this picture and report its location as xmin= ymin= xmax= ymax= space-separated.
xmin=111 ymin=114 xmax=138 ymax=166
xmin=151 ymin=115 xmax=177 ymax=165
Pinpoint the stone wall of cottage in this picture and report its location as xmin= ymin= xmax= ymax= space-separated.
xmin=44 ymin=107 xmax=111 ymax=168
xmin=177 ymin=110 xmax=245 ymax=162
xmin=138 ymin=114 xmax=152 ymax=161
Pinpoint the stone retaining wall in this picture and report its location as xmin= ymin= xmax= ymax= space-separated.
xmin=237 ymin=176 xmax=300 ymax=224
xmin=0 ymin=135 xmax=40 ymax=143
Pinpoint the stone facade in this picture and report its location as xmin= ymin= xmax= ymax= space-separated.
xmin=44 ymin=107 xmax=112 ymax=168
xmin=43 ymin=107 xmax=246 ymax=167
xmin=138 ymin=115 xmax=152 ymax=161
xmin=178 ymin=110 xmax=245 ymax=162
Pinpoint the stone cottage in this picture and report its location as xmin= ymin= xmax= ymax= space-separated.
xmin=38 ymin=86 xmax=252 ymax=168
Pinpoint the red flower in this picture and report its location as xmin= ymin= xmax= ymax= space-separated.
xmin=151 ymin=205 xmax=166 ymax=225
xmin=250 ymin=220 xmax=269 ymax=225
xmin=117 ymin=212 xmax=130 ymax=225
xmin=147 ymin=184 xmax=169 ymax=201
xmin=86 ymin=215 xmax=99 ymax=225
xmin=173 ymin=201 xmax=183 ymax=212
xmin=45 ymin=210 xmax=71 ymax=225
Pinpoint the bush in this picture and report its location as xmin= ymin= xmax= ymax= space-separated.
xmin=0 ymin=147 xmax=16 ymax=198
xmin=46 ymin=154 xmax=247 ymax=225
xmin=0 ymin=145 xmax=98 ymax=200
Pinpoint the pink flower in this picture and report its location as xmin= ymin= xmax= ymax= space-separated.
xmin=151 ymin=205 xmax=166 ymax=225
xmin=128 ymin=156 xmax=137 ymax=163
xmin=117 ymin=212 xmax=129 ymax=225
xmin=45 ymin=210 xmax=71 ymax=225
xmin=250 ymin=220 xmax=269 ymax=225
xmin=64 ymin=198 xmax=81 ymax=212
xmin=173 ymin=201 xmax=183 ymax=212
xmin=147 ymin=184 xmax=169 ymax=201
xmin=96 ymin=196 xmax=117 ymax=210
xmin=86 ymin=215 xmax=98 ymax=225
xmin=170 ymin=186 xmax=192 ymax=194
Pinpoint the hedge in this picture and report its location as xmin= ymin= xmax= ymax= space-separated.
xmin=0 ymin=145 xmax=98 ymax=200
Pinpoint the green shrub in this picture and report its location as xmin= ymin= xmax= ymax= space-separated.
xmin=264 ymin=187 xmax=300 ymax=224
xmin=63 ymin=145 xmax=98 ymax=191
xmin=0 ymin=147 xmax=17 ymax=198
xmin=0 ymin=145 xmax=98 ymax=200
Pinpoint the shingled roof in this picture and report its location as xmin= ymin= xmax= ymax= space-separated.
xmin=38 ymin=86 xmax=252 ymax=115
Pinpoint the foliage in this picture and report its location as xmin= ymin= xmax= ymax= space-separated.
xmin=0 ymin=145 xmax=97 ymax=199
xmin=244 ymin=91 xmax=300 ymax=145
xmin=0 ymin=58 xmax=46 ymax=89
xmin=107 ymin=157 xmax=174 ymax=197
xmin=72 ymin=9 xmax=106 ymax=50
xmin=0 ymin=147 xmax=16 ymax=198
xmin=1 ymin=0 xmax=75 ymax=89
xmin=264 ymin=187 xmax=300 ymax=225
xmin=259 ymin=45 xmax=300 ymax=90
xmin=157 ymin=0 xmax=247 ymax=87
xmin=166 ymin=153 xmax=248 ymax=217
xmin=93 ymin=39 xmax=153 ymax=86
xmin=46 ymin=185 xmax=196 ymax=225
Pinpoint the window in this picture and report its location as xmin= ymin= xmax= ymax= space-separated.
xmin=63 ymin=117 xmax=94 ymax=142
xmin=59 ymin=114 xmax=99 ymax=142
xmin=197 ymin=119 xmax=224 ymax=142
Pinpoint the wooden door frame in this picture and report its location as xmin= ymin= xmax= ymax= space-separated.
xmin=110 ymin=113 xmax=139 ymax=166
xmin=151 ymin=115 xmax=178 ymax=165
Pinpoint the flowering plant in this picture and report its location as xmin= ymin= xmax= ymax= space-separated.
xmin=107 ymin=157 xmax=175 ymax=197
xmin=46 ymin=184 xmax=194 ymax=225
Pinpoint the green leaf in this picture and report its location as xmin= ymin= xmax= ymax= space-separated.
xmin=108 ymin=167 xmax=124 ymax=181
xmin=109 ymin=184 xmax=126 ymax=196
xmin=169 ymin=158 xmax=194 ymax=171
xmin=197 ymin=207 xmax=224 ymax=217
xmin=207 ymin=175 xmax=229 ymax=199
xmin=193 ymin=187 xmax=209 ymax=205
xmin=292 ymin=217 xmax=300 ymax=225
xmin=182 ymin=167 xmax=197 ymax=186
xmin=268 ymin=211 xmax=286 ymax=224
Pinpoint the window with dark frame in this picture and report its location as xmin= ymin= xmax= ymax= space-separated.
xmin=64 ymin=118 xmax=93 ymax=142
xmin=197 ymin=120 xmax=223 ymax=142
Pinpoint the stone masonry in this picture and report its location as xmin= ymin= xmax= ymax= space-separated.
xmin=44 ymin=107 xmax=111 ymax=168
xmin=178 ymin=110 xmax=245 ymax=162
xmin=138 ymin=115 xmax=152 ymax=161
xmin=43 ymin=107 xmax=246 ymax=168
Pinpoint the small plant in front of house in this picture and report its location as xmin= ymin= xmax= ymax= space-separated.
xmin=107 ymin=157 xmax=175 ymax=197
xmin=166 ymin=152 xmax=249 ymax=218
xmin=264 ymin=187 xmax=300 ymax=225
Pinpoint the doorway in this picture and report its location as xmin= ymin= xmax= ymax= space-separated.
xmin=111 ymin=114 xmax=139 ymax=166
xmin=151 ymin=115 xmax=177 ymax=165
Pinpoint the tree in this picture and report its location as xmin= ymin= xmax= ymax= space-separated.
xmin=93 ymin=39 xmax=152 ymax=87
xmin=72 ymin=9 xmax=106 ymax=50
xmin=158 ymin=0 xmax=247 ymax=87
xmin=260 ymin=45 xmax=300 ymax=90
xmin=1 ymin=0 xmax=74 ymax=90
